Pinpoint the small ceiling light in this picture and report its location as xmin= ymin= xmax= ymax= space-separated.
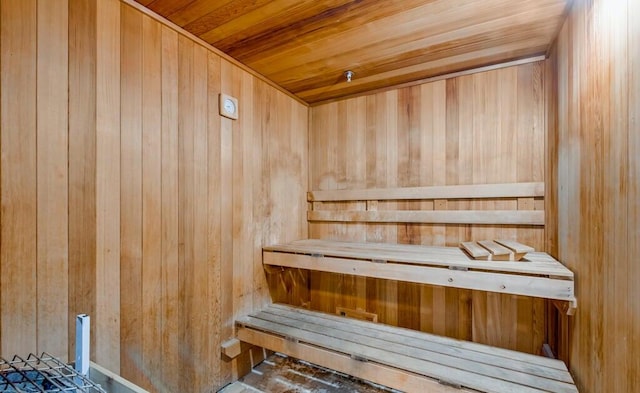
xmin=344 ymin=70 xmax=354 ymax=83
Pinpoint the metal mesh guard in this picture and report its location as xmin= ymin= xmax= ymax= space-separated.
xmin=0 ymin=353 xmax=106 ymax=393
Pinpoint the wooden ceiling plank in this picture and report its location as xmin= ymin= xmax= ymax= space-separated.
xmin=245 ymin=0 xmax=495 ymax=70
xmin=216 ymin=0 xmax=430 ymax=59
xmin=274 ymin=20 xmax=559 ymax=91
xmin=263 ymin=10 xmax=562 ymax=82
xmin=197 ymin=0 xmax=314 ymax=44
xmin=183 ymin=0 xmax=275 ymax=36
xmin=245 ymin=0 xmax=563 ymax=72
xmin=167 ymin=0 xmax=235 ymax=26
xmin=145 ymin=0 xmax=194 ymax=17
xmin=134 ymin=0 xmax=571 ymax=103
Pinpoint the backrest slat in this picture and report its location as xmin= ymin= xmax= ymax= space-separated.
xmin=308 ymin=182 xmax=544 ymax=202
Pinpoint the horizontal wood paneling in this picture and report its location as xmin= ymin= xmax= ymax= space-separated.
xmin=548 ymin=0 xmax=639 ymax=391
xmin=307 ymin=62 xmax=547 ymax=353
xmin=136 ymin=0 xmax=571 ymax=103
xmin=0 ymin=2 xmax=308 ymax=392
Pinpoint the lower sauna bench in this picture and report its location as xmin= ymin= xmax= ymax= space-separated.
xmin=237 ymin=304 xmax=578 ymax=393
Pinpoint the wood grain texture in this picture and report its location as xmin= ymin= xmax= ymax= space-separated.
xmin=95 ymin=0 xmax=122 ymax=371
xmin=0 ymin=2 xmax=308 ymax=392
xmin=160 ymin=25 xmax=180 ymax=392
xmin=120 ymin=4 xmax=143 ymax=383
xmin=308 ymin=62 xmax=547 ymax=353
xmin=36 ymin=0 xmax=69 ymax=360
xmin=134 ymin=0 xmax=571 ymax=103
xmin=139 ymin=12 xmax=163 ymax=392
xmin=0 ymin=0 xmax=38 ymax=357
xmin=548 ymin=0 xmax=639 ymax=391
xmin=68 ymin=0 xmax=97 ymax=362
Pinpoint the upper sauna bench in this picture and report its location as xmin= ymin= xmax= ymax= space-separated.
xmin=265 ymin=181 xmax=576 ymax=311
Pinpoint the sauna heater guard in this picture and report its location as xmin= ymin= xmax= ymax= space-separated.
xmin=0 ymin=352 xmax=106 ymax=393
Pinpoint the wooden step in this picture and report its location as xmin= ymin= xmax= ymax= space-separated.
xmin=237 ymin=304 xmax=578 ymax=393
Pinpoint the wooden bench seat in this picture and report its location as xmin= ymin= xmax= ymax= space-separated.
xmin=264 ymin=239 xmax=577 ymax=309
xmin=237 ymin=303 xmax=578 ymax=393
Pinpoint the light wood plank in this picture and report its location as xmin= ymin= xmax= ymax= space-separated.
xmin=96 ymin=0 xmax=121 ymax=371
xmin=68 ymin=0 xmax=97 ymax=361
xmin=219 ymin=58 xmax=235 ymax=384
xmin=160 ymin=25 xmax=180 ymax=393
xmin=460 ymin=242 xmax=491 ymax=260
xmin=494 ymin=239 xmax=535 ymax=254
xmin=264 ymin=253 xmax=575 ymax=302
xmin=140 ymin=13 xmax=162 ymax=392
xmin=265 ymin=240 xmax=574 ymax=277
xmin=263 ymin=305 xmax=573 ymax=383
xmin=177 ymin=33 xmax=195 ymax=393
xmin=238 ymin=309 xmax=577 ymax=393
xmin=190 ymin=42 xmax=211 ymax=393
xmin=308 ymin=182 xmax=545 ymax=202
xmin=206 ymin=49 xmax=223 ymax=389
xmin=237 ymin=327 xmax=470 ymax=393
xmin=120 ymin=4 xmax=143 ymax=383
xmin=36 ymin=0 xmax=69 ymax=360
xmin=494 ymin=239 xmax=535 ymax=260
xmin=628 ymin=1 xmax=640 ymax=392
xmin=477 ymin=240 xmax=513 ymax=261
xmin=1 ymin=0 xmax=38 ymax=357
xmin=270 ymin=303 xmax=568 ymax=371
xmin=308 ymin=209 xmax=545 ymax=225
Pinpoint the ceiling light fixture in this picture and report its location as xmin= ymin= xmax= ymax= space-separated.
xmin=344 ymin=70 xmax=354 ymax=83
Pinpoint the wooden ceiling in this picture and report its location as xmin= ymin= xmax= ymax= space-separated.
xmin=136 ymin=0 xmax=572 ymax=104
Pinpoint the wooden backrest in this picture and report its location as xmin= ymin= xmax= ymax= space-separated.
xmin=307 ymin=182 xmax=545 ymax=226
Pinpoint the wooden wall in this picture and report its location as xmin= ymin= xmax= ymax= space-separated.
xmin=307 ymin=62 xmax=548 ymax=353
xmin=547 ymin=0 xmax=639 ymax=391
xmin=0 ymin=1 xmax=308 ymax=392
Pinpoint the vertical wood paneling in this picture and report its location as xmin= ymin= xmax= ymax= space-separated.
xmin=190 ymin=43 xmax=211 ymax=393
xmin=68 ymin=0 xmax=97 ymax=361
xmin=95 ymin=0 xmax=121 ymax=372
xmin=218 ymin=58 xmax=234 ymax=385
xmin=140 ymin=14 xmax=162 ymax=392
xmin=206 ymin=50 xmax=222 ymax=389
xmin=1 ymin=2 xmax=308 ymax=392
xmin=177 ymin=33 xmax=195 ymax=392
xmin=0 ymin=0 xmax=38 ymax=357
xmin=160 ymin=25 xmax=180 ymax=393
xmin=549 ymin=0 xmax=639 ymax=391
xmin=309 ymin=62 xmax=546 ymax=352
xmin=36 ymin=0 xmax=69 ymax=359
xmin=629 ymin=2 xmax=640 ymax=391
xmin=120 ymin=4 xmax=143 ymax=382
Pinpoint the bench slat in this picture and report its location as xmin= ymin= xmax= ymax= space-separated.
xmin=263 ymin=252 xmax=576 ymax=302
xmin=460 ymin=241 xmax=491 ymax=259
xmin=263 ymin=306 xmax=573 ymax=384
xmin=236 ymin=327 xmax=472 ymax=393
xmin=478 ymin=240 xmax=514 ymax=261
xmin=307 ymin=209 xmax=545 ymax=225
xmin=308 ymin=182 xmax=545 ymax=202
xmin=264 ymin=239 xmax=574 ymax=278
xmin=269 ymin=304 xmax=568 ymax=371
xmin=237 ymin=305 xmax=577 ymax=393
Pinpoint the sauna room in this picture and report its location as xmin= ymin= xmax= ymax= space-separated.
xmin=0 ymin=0 xmax=636 ymax=392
